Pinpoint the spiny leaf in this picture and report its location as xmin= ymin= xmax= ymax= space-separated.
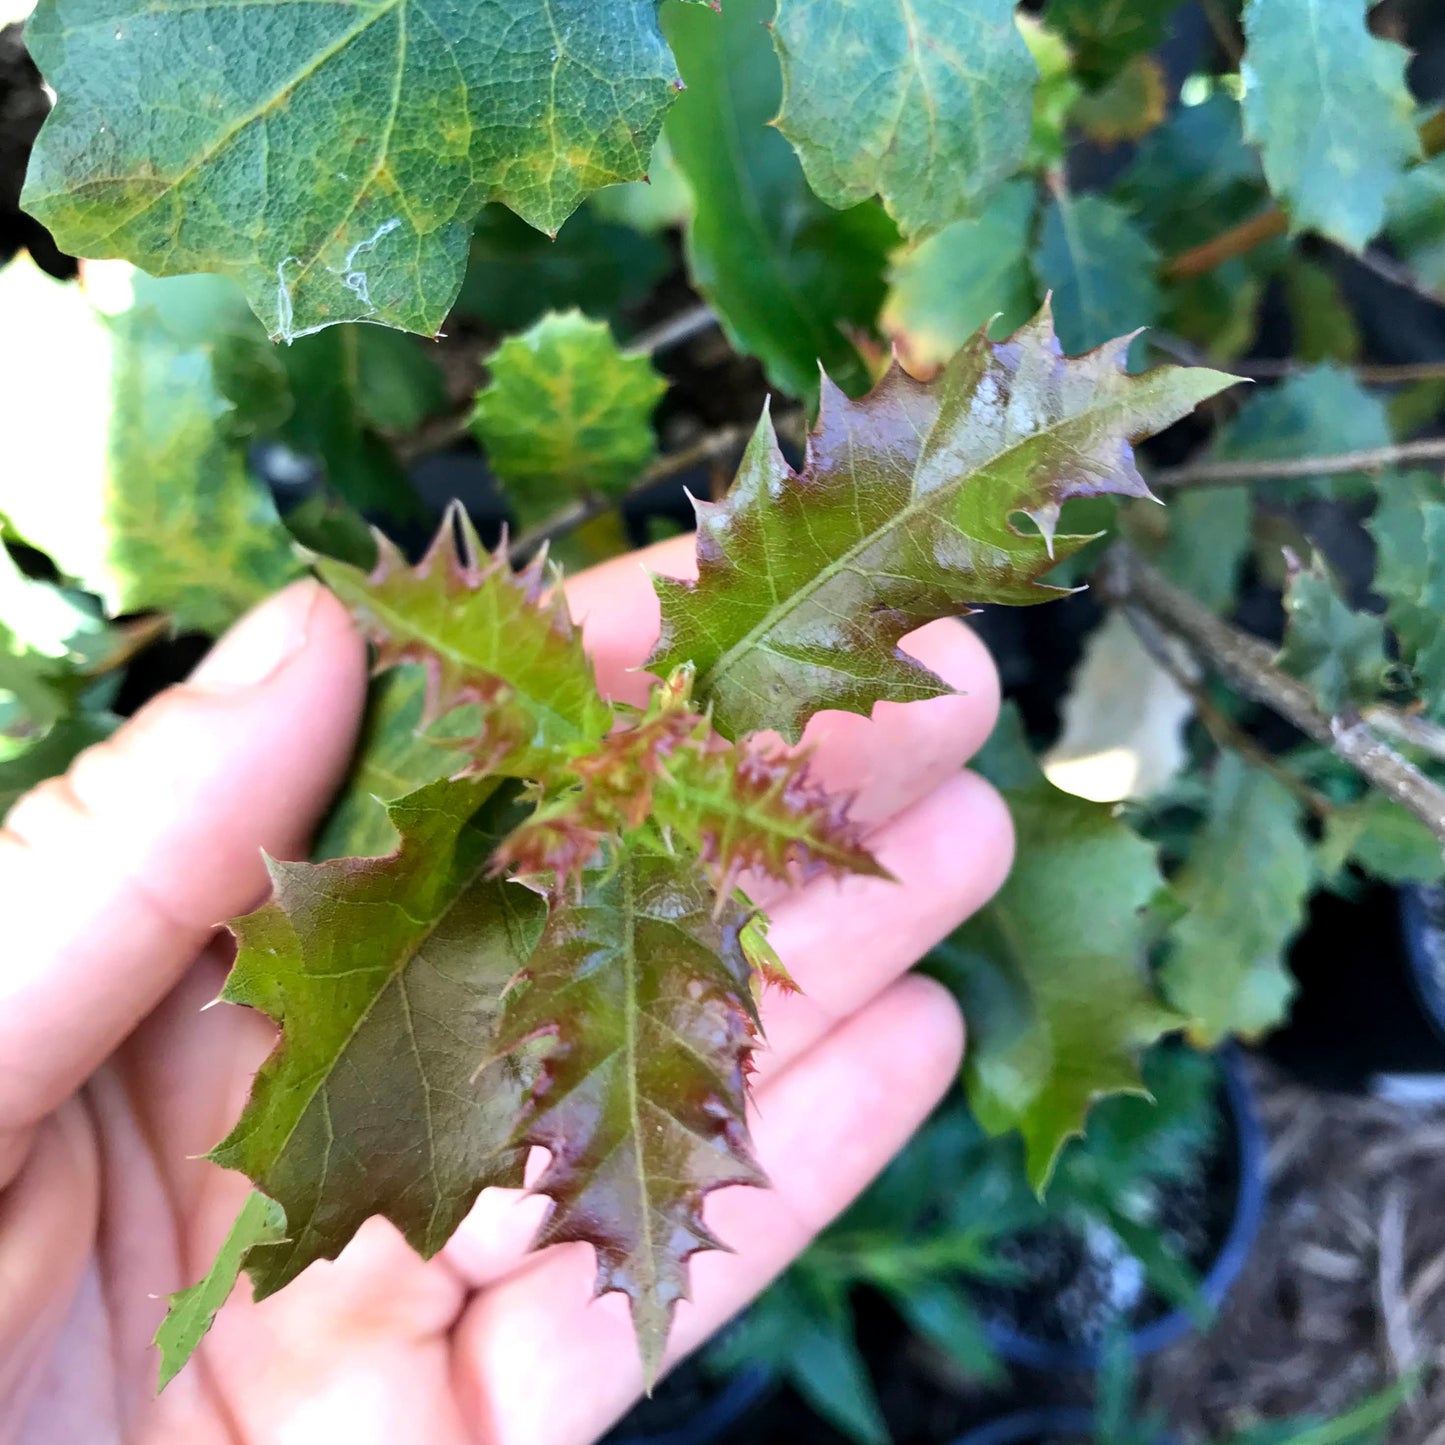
xmin=493 ymin=842 xmax=763 ymax=1383
xmin=937 ymin=708 xmax=1182 ymax=1192
xmin=649 ymin=305 xmax=1235 ymax=743
xmin=470 ymin=310 xmax=666 ymax=531
xmin=1241 ymin=0 xmax=1419 ymax=252
xmin=1033 ymin=194 xmax=1162 ymax=357
xmin=1160 ymin=755 xmax=1313 ymax=1046
xmin=493 ymin=668 xmax=885 ymax=892
xmin=881 ymin=178 xmax=1039 ymax=379
xmin=316 ymin=508 xmax=612 ymax=775
xmin=22 ymin=0 xmax=703 ymax=339
xmin=0 ymin=258 xmax=300 ymax=634
xmin=155 ymin=1191 xmax=286 ymax=1391
xmin=209 ymin=777 xmax=547 ymax=1300
xmin=661 ymin=0 xmax=894 ymax=403
xmin=771 ymin=0 xmax=1035 ymax=242
xmin=1276 ymin=555 xmax=1388 ymax=716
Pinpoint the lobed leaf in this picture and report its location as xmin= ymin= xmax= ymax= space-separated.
xmin=470 ymin=310 xmax=666 ymax=531
xmin=207 ymin=778 xmax=547 ymax=1300
xmin=1160 ymin=755 xmax=1313 ymax=1046
xmin=316 ymin=508 xmax=612 ymax=775
xmin=1367 ymin=471 xmax=1445 ymax=711
xmin=1241 ymin=0 xmax=1419 ymax=253
xmin=493 ymin=842 xmax=764 ymax=1383
xmin=938 ymin=708 xmax=1182 ymax=1191
xmin=771 ymin=0 xmax=1035 ymax=242
xmin=1044 ymin=0 xmax=1180 ymax=85
xmin=22 ymin=0 xmax=704 ymax=339
xmin=649 ymin=305 xmax=1235 ymax=743
xmin=1276 ymin=556 xmax=1388 ymax=716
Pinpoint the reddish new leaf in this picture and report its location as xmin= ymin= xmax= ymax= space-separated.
xmin=316 ymin=505 xmax=611 ymax=776
xmin=493 ymin=843 xmax=764 ymax=1383
xmin=492 ymin=669 xmax=885 ymax=892
xmin=649 ymin=306 xmax=1236 ymax=741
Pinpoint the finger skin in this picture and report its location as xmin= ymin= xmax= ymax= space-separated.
xmin=0 ymin=580 xmax=366 ymax=1137
xmin=451 ymin=975 xmax=965 ymax=1445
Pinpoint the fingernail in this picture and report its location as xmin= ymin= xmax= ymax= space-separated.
xmin=190 ymin=580 xmax=320 ymax=690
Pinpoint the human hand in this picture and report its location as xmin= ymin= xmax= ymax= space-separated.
xmin=0 ymin=536 xmax=1012 ymax=1445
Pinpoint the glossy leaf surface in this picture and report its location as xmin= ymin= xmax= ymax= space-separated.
xmin=650 ymin=308 xmax=1233 ymax=742
xmin=494 ymin=843 xmax=763 ymax=1382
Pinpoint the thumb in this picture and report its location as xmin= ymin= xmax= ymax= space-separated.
xmin=0 ymin=579 xmax=366 ymax=1138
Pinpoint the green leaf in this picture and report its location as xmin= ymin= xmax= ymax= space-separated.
xmin=316 ymin=509 xmax=612 ymax=775
xmin=649 ymin=306 xmax=1234 ymax=743
xmin=209 ymin=778 xmax=547 ymax=1299
xmin=1366 ymin=472 xmax=1445 ymax=709
xmin=0 ymin=259 xmax=300 ymax=634
xmin=493 ymin=843 xmax=762 ymax=1383
xmin=771 ymin=0 xmax=1035 ymax=242
xmin=1033 ymin=194 xmax=1162 ymax=357
xmin=1387 ymin=154 xmax=1445 ymax=293
xmin=1321 ymin=793 xmax=1445 ymax=886
xmin=1241 ymin=0 xmax=1419 ymax=252
xmin=1071 ymin=56 xmax=1169 ymax=146
xmin=1045 ymin=0 xmax=1180 ymax=85
xmin=662 ymin=0 xmax=894 ymax=402
xmin=1276 ymin=557 xmax=1388 ymax=715
xmin=23 ymin=0 xmax=698 ymax=339
xmin=451 ymin=204 xmax=672 ymax=333
xmin=1207 ymin=365 xmax=1392 ymax=500
xmin=1284 ymin=259 xmax=1363 ymax=365
xmin=1161 ymin=755 xmax=1313 ymax=1046
xmin=1153 ymin=486 xmax=1253 ymax=613
xmin=881 ymin=178 xmax=1039 ymax=377
xmin=155 ymin=1191 xmax=286 ymax=1391
xmin=470 ymin=311 xmax=666 ymax=530
xmin=591 ymin=133 xmax=692 ymax=236
xmin=940 ymin=709 xmax=1181 ymax=1191
xmin=1019 ymin=15 xmax=1083 ymax=170
xmin=311 ymin=665 xmax=458 ymax=861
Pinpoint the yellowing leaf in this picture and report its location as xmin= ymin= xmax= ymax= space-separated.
xmin=470 ymin=311 xmax=666 ymax=530
xmin=772 ymin=0 xmax=1036 ymax=242
xmin=494 ymin=843 xmax=762 ymax=1382
xmin=23 ymin=0 xmax=705 ymax=339
xmin=650 ymin=307 xmax=1234 ymax=743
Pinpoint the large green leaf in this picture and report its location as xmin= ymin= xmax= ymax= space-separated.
xmin=316 ymin=510 xmax=612 ymax=774
xmin=938 ymin=709 xmax=1181 ymax=1191
xmin=1241 ymin=0 xmax=1419 ymax=252
xmin=470 ymin=310 xmax=666 ymax=530
xmin=22 ymin=0 xmax=701 ymax=339
xmin=207 ymin=778 xmax=547 ymax=1298
xmin=0 ymin=259 xmax=299 ymax=634
xmin=1321 ymin=793 xmax=1445 ymax=886
xmin=771 ymin=0 xmax=1035 ymax=242
xmin=881 ymin=178 xmax=1039 ymax=377
xmin=494 ymin=843 xmax=762 ymax=1382
xmin=1160 ymin=755 xmax=1313 ymax=1046
xmin=649 ymin=307 xmax=1233 ymax=743
xmin=1033 ymin=194 xmax=1162 ymax=357
xmin=1387 ymin=154 xmax=1445 ymax=293
xmin=661 ymin=0 xmax=894 ymax=402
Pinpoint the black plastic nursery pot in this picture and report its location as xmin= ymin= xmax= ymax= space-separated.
xmin=981 ymin=1049 xmax=1268 ymax=1374
xmin=1400 ymin=883 xmax=1445 ymax=1058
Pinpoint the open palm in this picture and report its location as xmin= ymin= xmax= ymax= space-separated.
xmin=0 ymin=538 xmax=1011 ymax=1445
